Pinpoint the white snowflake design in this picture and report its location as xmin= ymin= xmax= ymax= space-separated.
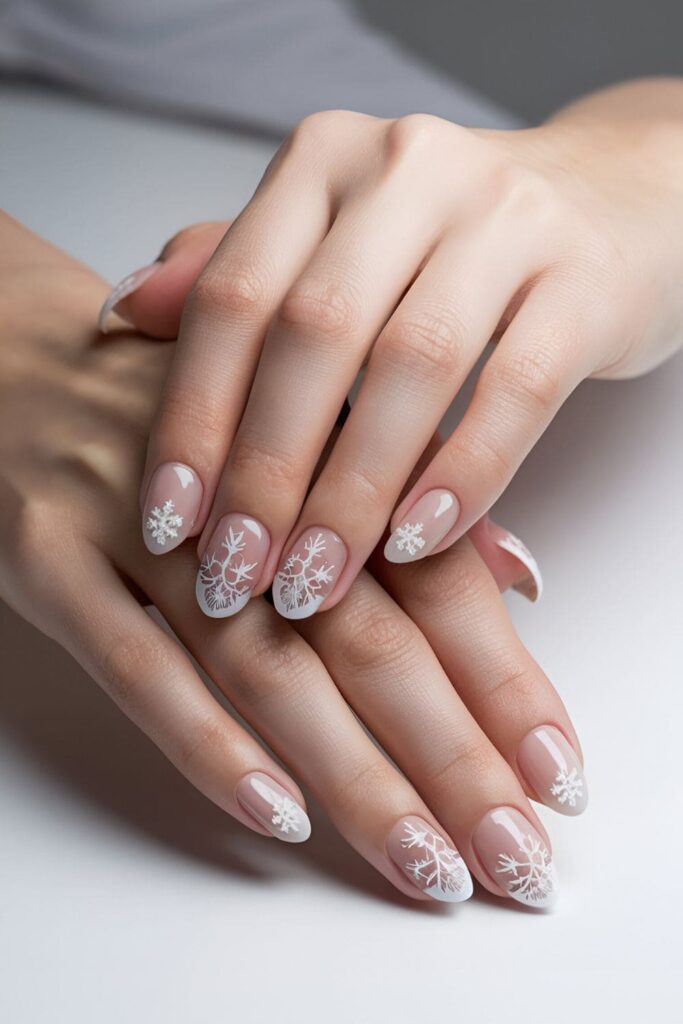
xmin=401 ymin=821 xmax=469 ymax=899
xmin=250 ymin=777 xmax=302 ymax=835
xmin=196 ymin=526 xmax=257 ymax=615
xmin=145 ymin=499 xmax=184 ymax=547
xmin=274 ymin=533 xmax=335 ymax=616
xmin=496 ymin=834 xmax=555 ymax=906
xmin=394 ymin=521 xmax=426 ymax=557
xmin=550 ymin=766 xmax=584 ymax=808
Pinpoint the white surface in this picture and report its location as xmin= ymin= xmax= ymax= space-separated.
xmin=1 ymin=84 xmax=682 ymax=1022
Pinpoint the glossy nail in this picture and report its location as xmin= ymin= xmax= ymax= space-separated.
xmin=384 ymin=489 xmax=460 ymax=564
xmin=491 ymin=526 xmax=543 ymax=602
xmin=98 ymin=261 xmax=161 ymax=333
xmin=472 ymin=806 xmax=558 ymax=909
xmin=272 ymin=527 xmax=347 ymax=620
xmin=518 ymin=726 xmax=588 ymax=816
xmin=196 ymin=513 xmax=270 ymax=618
xmin=386 ymin=816 xmax=473 ymax=903
xmin=142 ymin=462 xmax=203 ymax=554
xmin=236 ymin=773 xmax=311 ymax=843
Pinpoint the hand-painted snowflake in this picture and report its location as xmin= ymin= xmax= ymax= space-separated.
xmin=394 ymin=522 xmax=426 ymax=557
xmin=401 ymin=821 xmax=468 ymax=898
xmin=249 ymin=777 xmax=302 ymax=835
xmin=550 ymin=766 xmax=583 ymax=808
xmin=496 ymin=834 xmax=555 ymax=906
xmin=197 ymin=525 xmax=257 ymax=614
xmin=145 ymin=499 xmax=184 ymax=546
xmin=275 ymin=533 xmax=334 ymax=615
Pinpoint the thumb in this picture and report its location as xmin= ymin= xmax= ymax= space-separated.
xmin=98 ymin=220 xmax=231 ymax=338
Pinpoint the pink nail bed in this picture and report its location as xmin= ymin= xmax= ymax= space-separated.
xmin=196 ymin=513 xmax=270 ymax=618
xmin=386 ymin=816 xmax=473 ymax=903
xmin=384 ymin=489 xmax=460 ymax=564
xmin=472 ymin=806 xmax=558 ymax=909
xmin=236 ymin=773 xmax=311 ymax=843
xmin=272 ymin=527 xmax=347 ymax=620
xmin=142 ymin=462 xmax=202 ymax=554
xmin=517 ymin=726 xmax=588 ymax=816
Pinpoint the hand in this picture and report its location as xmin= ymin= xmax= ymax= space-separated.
xmin=2 ymin=214 xmax=584 ymax=908
xmin=106 ymin=80 xmax=683 ymax=620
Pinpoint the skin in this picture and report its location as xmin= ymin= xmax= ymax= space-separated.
xmin=1 ymin=213 xmax=580 ymax=904
xmin=127 ymin=78 xmax=683 ymax=615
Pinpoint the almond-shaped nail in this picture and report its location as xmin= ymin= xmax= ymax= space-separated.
xmin=386 ymin=816 xmax=473 ymax=903
xmin=518 ymin=726 xmax=588 ymax=816
xmin=98 ymin=261 xmax=161 ymax=333
xmin=472 ymin=806 xmax=558 ymax=909
xmin=272 ymin=527 xmax=347 ymax=620
xmin=196 ymin=513 xmax=270 ymax=618
xmin=142 ymin=462 xmax=203 ymax=554
xmin=236 ymin=773 xmax=311 ymax=843
xmin=384 ymin=489 xmax=459 ymax=564
xmin=492 ymin=527 xmax=543 ymax=602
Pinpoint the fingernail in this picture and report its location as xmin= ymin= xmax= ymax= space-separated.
xmin=517 ymin=726 xmax=588 ymax=816
xmin=386 ymin=816 xmax=473 ymax=903
xmin=472 ymin=806 xmax=558 ymax=909
xmin=196 ymin=513 xmax=270 ymax=618
xmin=142 ymin=463 xmax=203 ymax=554
xmin=492 ymin=527 xmax=543 ymax=602
xmin=272 ymin=527 xmax=347 ymax=620
xmin=98 ymin=261 xmax=162 ymax=333
xmin=384 ymin=489 xmax=459 ymax=564
xmin=236 ymin=773 xmax=311 ymax=843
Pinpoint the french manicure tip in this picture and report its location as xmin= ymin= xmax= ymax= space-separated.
xmin=97 ymin=261 xmax=161 ymax=333
xmin=495 ymin=532 xmax=543 ymax=602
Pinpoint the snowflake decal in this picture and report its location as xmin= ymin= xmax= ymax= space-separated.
xmin=250 ymin=777 xmax=302 ymax=835
xmin=550 ymin=766 xmax=583 ymax=808
xmin=496 ymin=834 xmax=555 ymax=905
xmin=401 ymin=821 xmax=468 ymax=898
xmin=395 ymin=521 xmax=426 ymax=557
xmin=275 ymin=533 xmax=334 ymax=614
xmin=145 ymin=499 xmax=184 ymax=546
xmin=197 ymin=526 xmax=257 ymax=613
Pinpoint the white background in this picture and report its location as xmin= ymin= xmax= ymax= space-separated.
xmin=1 ymin=84 xmax=682 ymax=1022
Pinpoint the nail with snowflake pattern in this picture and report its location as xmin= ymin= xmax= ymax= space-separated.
xmin=272 ymin=527 xmax=347 ymax=620
xmin=517 ymin=726 xmax=588 ymax=816
xmin=386 ymin=816 xmax=473 ymax=903
xmin=98 ymin=261 xmax=162 ymax=333
xmin=142 ymin=462 xmax=203 ymax=554
xmin=235 ymin=773 xmax=311 ymax=843
xmin=472 ymin=807 xmax=558 ymax=909
xmin=384 ymin=489 xmax=460 ymax=564
xmin=196 ymin=513 xmax=270 ymax=618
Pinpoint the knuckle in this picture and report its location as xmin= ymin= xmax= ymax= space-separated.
xmin=378 ymin=308 xmax=464 ymax=379
xmin=407 ymin=544 xmax=492 ymax=610
xmin=174 ymin=715 xmax=229 ymax=777
xmin=446 ymin=421 xmax=514 ymax=483
xmin=322 ymin=462 xmax=389 ymax=518
xmin=98 ymin=633 xmax=174 ymax=715
xmin=290 ymin=109 xmax=366 ymax=152
xmin=328 ymin=758 xmax=397 ymax=817
xmin=190 ymin=266 xmax=271 ymax=320
xmin=278 ymin=280 xmax=361 ymax=340
xmin=157 ymin=385 xmax=228 ymax=448
xmin=226 ymin=619 xmax=312 ymax=711
xmin=384 ymin=113 xmax=449 ymax=161
xmin=483 ymin=349 xmax=563 ymax=414
xmin=428 ymin=739 xmax=500 ymax=792
xmin=484 ymin=664 xmax=539 ymax=712
xmin=339 ymin=603 xmax=415 ymax=672
xmin=228 ymin=434 xmax=306 ymax=492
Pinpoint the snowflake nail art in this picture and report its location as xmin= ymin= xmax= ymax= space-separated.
xmin=397 ymin=820 xmax=472 ymax=902
xmin=146 ymin=499 xmax=184 ymax=547
xmin=496 ymin=834 xmax=557 ymax=907
xmin=273 ymin=528 xmax=346 ymax=620
xmin=394 ymin=522 xmax=426 ymax=557
xmin=236 ymin=773 xmax=311 ymax=843
xmin=384 ymin=490 xmax=460 ymax=565
xmin=550 ymin=766 xmax=584 ymax=808
xmin=196 ymin=514 xmax=269 ymax=619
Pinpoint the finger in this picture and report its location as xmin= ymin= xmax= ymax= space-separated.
xmin=136 ymin=543 xmax=474 ymax=904
xmin=374 ymin=534 xmax=587 ymax=816
xmin=139 ymin=153 xmax=335 ymax=556
xmin=271 ymin=224 xmax=537 ymax=619
xmin=469 ymin=515 xmax=543 ymax=602
xmin=54 ymin=545 xmax=311 ymax=842
xmin=98 ymin=221 xmax=231 ymax=339
xmin=385 ymin=278 xmax=599 ymax=561
xmin=299 ymin=570 xmax=559 ymax=908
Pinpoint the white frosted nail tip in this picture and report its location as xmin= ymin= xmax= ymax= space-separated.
xmin=385 ymin=490 xmax=460 ymax=564
xmin=98 ymin=261 xmax=161 ymax=333
xmin=236 ymin=773 xmax=311 ymax=843
xmin=495 ymin=531 xmax=543 ymax=602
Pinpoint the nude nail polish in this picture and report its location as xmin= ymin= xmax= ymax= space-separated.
xmin=272 ymin=527 xmax=347 ymax=620
xmin=472 ymin=806 xmax=558 ymax=909
xmin=517 ymin=726 xmax=588 ymax=815
xmin=236 ymin=773 xmax=311 ymax=843
xmin=142 ymin=462 xmax=202 ymax=554
xmin=384 ymin=489 xmax=460 ymax=564
xmin=492 ymin=527 xmax=543 ymax=602
xmin=196 ymin=513 xmax=270 ymax=618
xmin=98 ymin=261 xmax=161 ymax=333
xmin=386 ymin=816 xmax=473 ymax=903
